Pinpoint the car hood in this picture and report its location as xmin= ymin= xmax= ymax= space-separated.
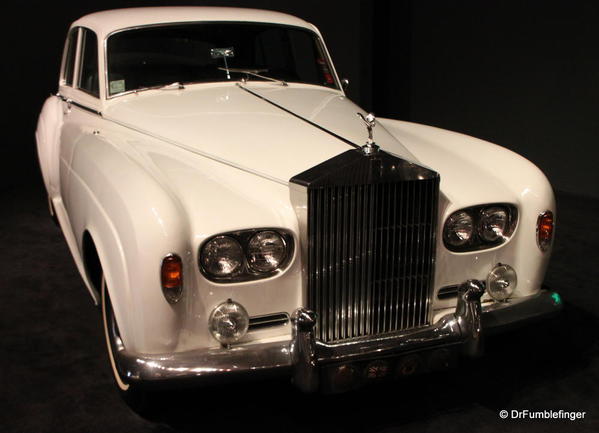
xmin=103 ymin=82 xmax=531 ymax=210
xmin=103 ymin=83 xmax=418 ymax=184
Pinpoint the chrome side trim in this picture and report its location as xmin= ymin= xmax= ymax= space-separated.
xmin=56 ymin=93 xmax=102 ymax=116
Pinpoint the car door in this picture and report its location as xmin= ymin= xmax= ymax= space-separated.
xmin=57 ymin=26 xmax=102 ymax=214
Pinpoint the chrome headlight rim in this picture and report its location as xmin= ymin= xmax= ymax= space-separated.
xmin=199 ymin=228 xmax=294 ymax=283
xmin=443 ymin=203 xmax=518 ymax=252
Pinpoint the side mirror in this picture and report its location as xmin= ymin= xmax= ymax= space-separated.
xmin=341 ymin=78 xmax=349 ymax=91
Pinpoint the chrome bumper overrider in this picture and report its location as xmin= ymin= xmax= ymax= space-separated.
xmin=116 ymin=282 xmax=562 ymax=390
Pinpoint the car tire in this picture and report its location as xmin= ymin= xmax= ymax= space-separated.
xmin=101 ymin=275 xmax=152 ymax=415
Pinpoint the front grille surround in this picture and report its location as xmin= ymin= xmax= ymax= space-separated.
xmin=291 ymin=149 xmax=439 ymax=344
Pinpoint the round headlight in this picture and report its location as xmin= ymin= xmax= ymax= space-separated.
xmin=200 ymin=236 xmax=244 ymax=277
xmin=444 ymin=211 xmax=474 ymax=247
xmin=479 ymin=207 xmax=509 ymax=242
xmin=209 ymin=300 xmax=249 ymax=345
xmin=486 ymin=264 xmax=517 ymax=301
xmin=247 ymin=230 xmax=287 ymax=273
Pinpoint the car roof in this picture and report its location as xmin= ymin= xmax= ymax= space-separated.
xmin=72 ymin=6 xmax=315 ymax=39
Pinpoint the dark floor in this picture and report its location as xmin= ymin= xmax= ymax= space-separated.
xmin=1 ymin=181 xmax=598 ymax=433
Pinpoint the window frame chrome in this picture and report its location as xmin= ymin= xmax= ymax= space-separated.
xmin=60 ymin=26 xmax=80 ymax=87
xmin=76 ymin=27 xmax=101 ymax=99
xmin=102 ymin=21 xmax=342 ymax=100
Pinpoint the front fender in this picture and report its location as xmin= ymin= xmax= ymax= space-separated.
xmin=380 ymin=118 xmax=556 ymax=308
xmin=67 ymin=128 xmax=191 ymax=355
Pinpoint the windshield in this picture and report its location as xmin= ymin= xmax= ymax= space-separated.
xmin=106 ymin=22 xmax=338 ymax=96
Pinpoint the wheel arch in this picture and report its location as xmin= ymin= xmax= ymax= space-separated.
xmin=79 ymin=223 xmax=131 ymax=353
xmin=82 ymin=230 xmax=102 ymax=296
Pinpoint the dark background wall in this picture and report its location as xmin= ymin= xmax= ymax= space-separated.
xmin=2 ymin=1 xmax=597 ymax=198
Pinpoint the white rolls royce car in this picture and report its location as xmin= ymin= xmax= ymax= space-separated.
xmin=36 ymin=6 xmax=562 ymax=404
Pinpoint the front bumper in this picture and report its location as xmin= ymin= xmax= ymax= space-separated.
xmin=117 ymin=283 xmax=562 ymax=390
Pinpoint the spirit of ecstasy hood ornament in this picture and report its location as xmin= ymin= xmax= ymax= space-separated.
xmin=356 ymin=112 xmax=380 ymax=155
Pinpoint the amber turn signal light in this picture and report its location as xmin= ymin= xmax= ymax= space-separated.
xmin=537 ymin=211 xmax=554 ymax=252
xmin=161 ymin=254 xmax=183 ymax=303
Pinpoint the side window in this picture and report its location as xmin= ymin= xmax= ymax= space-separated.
xmin=78 ymin=28 xmax=99 ymax=97
xmin=63 ymin=28 xmax=78 ymax=86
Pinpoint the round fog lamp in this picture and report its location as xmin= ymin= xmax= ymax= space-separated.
xmin=486 ymin=264 xmax=517 ymax=301
xmin=209 ymin=300 xmax=249 ymax=345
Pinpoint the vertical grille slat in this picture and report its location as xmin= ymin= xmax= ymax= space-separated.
xmin=422 ymin=181 xmax=433 ymax=323
xmin=301 ymin=151 xmax=439 ymax=344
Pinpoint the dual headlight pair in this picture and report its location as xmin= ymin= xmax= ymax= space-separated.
xmin=443 ymin=204 xmax=517 ymax=252
xmin=200 ymin=229 xmax=293 ymax=281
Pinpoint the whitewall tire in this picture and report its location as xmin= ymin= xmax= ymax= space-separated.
xmin=101 ymin=275 xmax=150 ymax=413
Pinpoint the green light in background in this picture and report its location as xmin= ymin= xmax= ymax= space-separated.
xmin=551 ymin=292 xmax=562 ymax=305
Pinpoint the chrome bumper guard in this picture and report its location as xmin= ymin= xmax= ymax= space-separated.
xmin=117 ymin=282 xmax=562 ymax=390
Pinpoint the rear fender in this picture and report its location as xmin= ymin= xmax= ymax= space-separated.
xmin=35 ymin=95 xmax=63 ymax=197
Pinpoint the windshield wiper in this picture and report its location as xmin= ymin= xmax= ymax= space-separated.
xmin=158 ymin=82 xmax=185 ymax=90
xmin=219 ymin=67 xmax=288 ymax=87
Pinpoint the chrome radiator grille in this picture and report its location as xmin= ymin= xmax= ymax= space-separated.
xmin=293 ymin=150 xmax=440 ymax=344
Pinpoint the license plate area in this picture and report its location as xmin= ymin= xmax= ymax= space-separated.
xmin=319 ymin=346 xmax=460 ymax=394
